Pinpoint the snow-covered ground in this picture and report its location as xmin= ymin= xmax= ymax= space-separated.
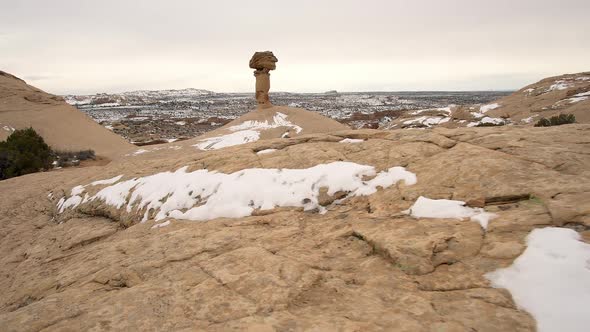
xmin=486 ymin=227 xmax=590 ymax=332
xmin=193 ymin=130 xmax=260 ymax=150
xmin=547 ymin=81 xmax=573 ymax=92
xmin=467 ymin=116 xmax=505 ymax=127
xmin=193 ymin=112 xmax=302 ymax=151
xmin=256 ymin=148 xmax=277 ymax=155
xmin=404 ymin=196 xmax=496 ymax=229
xmin=403 ymin=116 xmax=451 ymax=127
xmin=339 ymin=138 xmax=364 ymax=143
xmin=228 ymin=112 xmax=303 ymax=134
xmin=57 ymin=162 xmax=417 ymax=222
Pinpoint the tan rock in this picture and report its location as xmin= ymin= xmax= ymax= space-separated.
xmin=0 ymin=71 xmax=134 ymax=159
xmin=2 ymin=122 xmax=590 ymax=330
xmin=249 ymin=51 xmax=278 ymax=108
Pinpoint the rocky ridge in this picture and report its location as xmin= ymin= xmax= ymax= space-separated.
xmin=381 ymin=72 xmax=590 ymax=129
xmin=0 ymin=71 xmax=134 ymax=159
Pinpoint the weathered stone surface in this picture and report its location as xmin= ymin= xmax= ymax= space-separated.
xmin=249 ymin=51 xmax=278 ymax=71
xmin=1 ymin=124 xmax=589 ymax=331
xmin=249 ymin=51 xmax=278 ymax=108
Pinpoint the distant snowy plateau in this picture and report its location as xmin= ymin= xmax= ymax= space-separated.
xmin=64 ymin=89 xmax=509 ymax=144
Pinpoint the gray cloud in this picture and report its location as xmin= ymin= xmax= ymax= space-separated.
xmin=1 ymin=0 xmax=588 ymax=94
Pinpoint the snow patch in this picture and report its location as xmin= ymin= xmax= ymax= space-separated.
xmin=521 ymin=116 xmax=537 ymax=124
xmin=151 ymin=220 xmax=171 ymax=229
xmin=229 ymin=112 xmax=303 ymax=134
xmin=404 ymin=196 xmax=496 ymax=229
xmin=566 ymin=96 xmax=588 ymax=104
xmin=2 ymin=124 xmax=15 ymax=132
xmin=467 ymin=117 xmax=505 ymax=127
xmin=193 ymin=112 xmax=302 ymax=151
xmin=403 ymin=116 xmax=450 ymax=127
xmin=91 ymin=175 xmax=123 ymax=186
xmin=409 ymin=105 xmax=453 ymax=116
xmin=486 ymin=227 xmax=590 ymax=332
xmin=548 ymin=80 xmax=573 ymax=91
xmin=256 ymin=149 xmax=277 ymax=155
xmin=194 ymin=130 xmax=260 ymax=150
xmin=133 ymin=149 xmax=149 ymax=155
xmin=339 ymin=138 xmax=364 ymax=143
xmin=58 ymin=162 xmax=417 ymax=223
xmin=479 ymin=103 xmax=500 ymax=113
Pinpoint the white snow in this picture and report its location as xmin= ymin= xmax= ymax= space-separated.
xmin=133 ymin=149 xmax=149 ymax=155
xmin=566 ymin=96 xmax=588 ymax=104
xmin=256 ymin=149 xmax=277 ymax=155
xmin=467 ymin=117 xmax=504 ymax=127
xmin=404 ymin=196 xmax=496 ymax=229
xmin=573 ymin=91 xmax=590 ymax=97
xmin=175 ymin=121 xmax=186 ymax=126
xmin=56 ymin=185 xmax=86 ymax=213
xmin=58 ymin=162 xmax=417 ymax=222
xmin=2 ymin=125 xmax=15 ymax=132
xmin=194 ymin=130 xmax=260 ymax=150
xmin=91 ymin=175 xmax=123 ymax=186
xmin=228 ymin=112 xmax=303 ymax=134
xmin=563 ymin=91 xmax=590 ymax=104
xmin=479 ymin=103 xmax=500 ymax=113
xmin=548 ymin=80 xmax=572 ymax=91
xmin=521 ymin=116 xmax=537 ymax=124
xmin=409 ymin=106 xmax=453 ymax=116
xmin=403 ymin=116 xmax=450 ymax=127
xmin=339 ymin=138 xmax=364 ymax=143
xmin=575 ymin=76 xmax=590 ymax=81
xmin=256 ymin=149 xmax=277 ymax=154
xmin=193 ymin=112 xmax=304 ymax=151
xmin=104 ymin=125 xmax=114 ymax=131
xmin=486 ymin=227 xmax=590 ymax=332
xmin=94 ymin=102 xmax=121 ymax=107
xmin=151 ymin=220 xmax=171 ymax=229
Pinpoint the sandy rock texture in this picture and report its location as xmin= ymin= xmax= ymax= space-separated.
xmin=1 ymin=123 xmax=589 ymax=331
xmin=0 ymin=71 xmax=134 ymax=159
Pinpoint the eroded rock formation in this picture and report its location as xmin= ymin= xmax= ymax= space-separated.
xmin=249 ymin=51 xmax=278 ymax=108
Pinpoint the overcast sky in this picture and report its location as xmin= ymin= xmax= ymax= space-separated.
xmin=1 ymin=0 xmax=589 ymax=94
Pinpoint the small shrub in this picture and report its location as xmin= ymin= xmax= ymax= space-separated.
xmin=53 ymin=149 xmax=95 ymax=167
xmin=0 ymin=128 xmax=53 ymax=180
xmin=534 ymin=114 xmax=576 ymax=127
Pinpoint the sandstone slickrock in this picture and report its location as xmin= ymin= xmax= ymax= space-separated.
xmin=2 ymin=122 xmax=590 ymax=331
xmin=0 ymin=71 xmax=134 ymax=159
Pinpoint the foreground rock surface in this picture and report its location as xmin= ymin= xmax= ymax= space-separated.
xmin=1 ymin=124 xmax=590 ymax=331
